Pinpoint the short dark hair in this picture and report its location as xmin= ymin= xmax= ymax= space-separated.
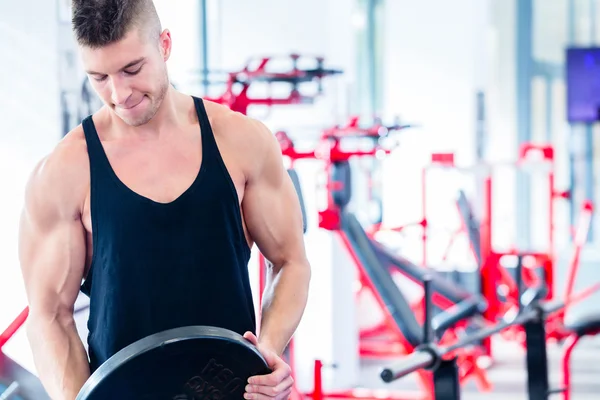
xmin=71 ymin=0 xmax=161 ymax=48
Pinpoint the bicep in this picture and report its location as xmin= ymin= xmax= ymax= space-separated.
xmin=241 ymin=143 xmax=306 ymax=268
xmin=19 ymin=182 xmax=87 ymax=322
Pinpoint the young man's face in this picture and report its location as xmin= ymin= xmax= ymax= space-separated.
xmin=81 ymin=28 xmax=171 ymax=127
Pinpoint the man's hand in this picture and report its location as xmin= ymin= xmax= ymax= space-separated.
xmin=243 ymin=332 xmax=294 ymax=400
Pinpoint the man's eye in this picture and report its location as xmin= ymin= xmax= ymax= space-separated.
xmin=94 ymin=75 xmax=107 ymax=82
xmin=125 ymin=67 xmax=142 ymax=76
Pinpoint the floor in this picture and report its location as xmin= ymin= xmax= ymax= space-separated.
xmin=358 ymin=337 xmax=600 ymax=400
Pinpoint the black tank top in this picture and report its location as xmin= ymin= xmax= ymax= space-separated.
xmin=80 ymin=96 xmax=255 ymax=373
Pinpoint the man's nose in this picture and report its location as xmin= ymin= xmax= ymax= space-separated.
xmin=110 ymin=77 xmax=133 ymax=107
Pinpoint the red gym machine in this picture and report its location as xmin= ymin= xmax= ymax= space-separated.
xmin=414 ymin=144 xmax=599 ymax=356
xmin=201 ymin=54 xmax=342 ymax=115
xmin=274 ymin=119 xmax=493 ymax=400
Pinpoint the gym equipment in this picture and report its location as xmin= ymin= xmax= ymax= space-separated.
xmin=76 ymin=326 xmax=269 ymax=400
xmin=456 ymin=189 xmax=597 ymax=348
xmin=278 ymin=124 xmax=488 ymax=344
xmin=380 ymin=278 xmax=565 ymax=400
xmin=422 ymin=145 xmax=560 ymax=289
xmin=202 ymin=54 xmax=342 ymax=115
xmin=339 ymin=211 xmax=490 ymax=389
xmin=288 ymin=169 xmax=308 ymax=234
xmin=1 ymin=311 xmax=271 ymax=399
xmin=0 ymin=308 xmax=45 ymax=399
xmin=276 ymin=121 xmax=599 ymax=399
xmin=423 ymin=147 xmax=599 ymax=357
xmin=0 ymin=307 xmax=49 ymax=399
xmin=329 ymin=160 xmax=487 ymax=359
xmin=0 ymin=382 xmax=19 ymax=400
xmin=275 ymin=126 xmax=492 ymax=399
xmin=560 ymin=309 xmax=600 ymax=400
xmin=380 ymin=275 xmax=600 ymax=400
xmin=410 ymin=144 xmax=600 ymax=357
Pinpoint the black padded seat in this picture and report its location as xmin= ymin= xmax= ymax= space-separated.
xmin=342 ymin=211 xmax=485 ymax=347
xmin=368 ymin=239 xmax=487 ymax=313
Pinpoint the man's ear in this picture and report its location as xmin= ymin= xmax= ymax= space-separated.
xmin=159 ymin=29 xmax=172 ymax=61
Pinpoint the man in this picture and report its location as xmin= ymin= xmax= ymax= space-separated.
xmin=18 ymin=0 xmax=311 ymax=399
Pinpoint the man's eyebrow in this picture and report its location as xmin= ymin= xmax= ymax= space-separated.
xmin=86 ymin=57 xmax=146 ymax=75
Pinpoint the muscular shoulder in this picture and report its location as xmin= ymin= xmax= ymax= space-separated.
xmin=24 ymin=125 xmax=90 ymax=221
xmin=203 ymin=100 xmax=279 ymax=181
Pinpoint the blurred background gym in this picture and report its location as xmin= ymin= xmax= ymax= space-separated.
xmin=1 ymin=0 xmax=600 ymax=399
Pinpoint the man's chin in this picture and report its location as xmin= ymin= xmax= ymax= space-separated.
xmin=113 ymin=109 xmax=151 ymax=127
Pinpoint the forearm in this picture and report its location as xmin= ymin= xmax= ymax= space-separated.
xmin=259 ymin=260 xmax=311 ymax=355
xmin=27 ymin=316 xmax=90 ymax=400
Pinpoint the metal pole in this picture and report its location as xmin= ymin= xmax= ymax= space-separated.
xmin=433 ymin=359 xmax=461 ymax=400
xmin=380 ymin=350 xmax=436 ymax=382
xmin=545 ymin=74 xmax=553 ymax=142
xmin=568 ymin=0 xmax=576 ymax=227
xmin=200 ymin=0 xmax=209 ymax=95
xmin=524 ymin=316 xmax=550 ymax=400
xmin=585 ymin=0 xmax=596 ymax=241
xmin=365 ymin=0 xmax=376 ymax=121
xmin=584 ymin=125 xmax=594 ymax=241
xmin=423 ymin=276 xmax=434 ymax=344
xmin=516 ymin=0 xmax=534 ymax=250
xmin=591 ymin=0 xmax=597 ymax=42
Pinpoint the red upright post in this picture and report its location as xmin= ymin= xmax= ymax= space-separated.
xmin=479 ymin=175 xmax=495 ymax=356
xmin=312 ymin=360 xmax=324 ymax=400
xmin=421 ymin=166 xmax=428 ymax=266
xmin=546 ymin=147 xmax=556 ymax=300
xmin=564 ymin=201 xmax=594 ymax=306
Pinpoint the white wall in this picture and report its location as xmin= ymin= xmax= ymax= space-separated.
xmin=0 ymin=0 xmax=62 ymax=335
xmin=0 ymin=0 xmax=62 ymax=375
xmin=379 ymin=0 xmax=496 ymax=265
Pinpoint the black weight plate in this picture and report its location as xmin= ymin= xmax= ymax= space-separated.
xmin=76 ymin=326 xmax=270 ymax=400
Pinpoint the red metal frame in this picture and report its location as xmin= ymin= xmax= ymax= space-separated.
xmin=487 ymin=200 xmax=597 ymax=346
xmin=409 ymin=144 xmax=600 ymax=357
xmin=274 ymin=130 xmax=600 ymax=399
xmin=416 ymin=144 xmax=560 ymax=355
xmin=203 ymin=54 xmax=341 ymax=115
xmin=563 ymin=201 xmax=594 ymax=310
xmin=560 ymin=327 xmax=600 ymax=400
xmin=273 ymin=122 xmax=493 ymax=400
xmin=307 ymin=359 xmax=429 ymax=400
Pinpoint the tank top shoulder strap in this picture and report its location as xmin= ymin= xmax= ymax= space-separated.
xmin=191 ymin=96 xmax=246 ymax=246
xmin=81 ymin=115 xmax=112 ymax=181
xmin=192 ymin=96 xmax=221 ymax=160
